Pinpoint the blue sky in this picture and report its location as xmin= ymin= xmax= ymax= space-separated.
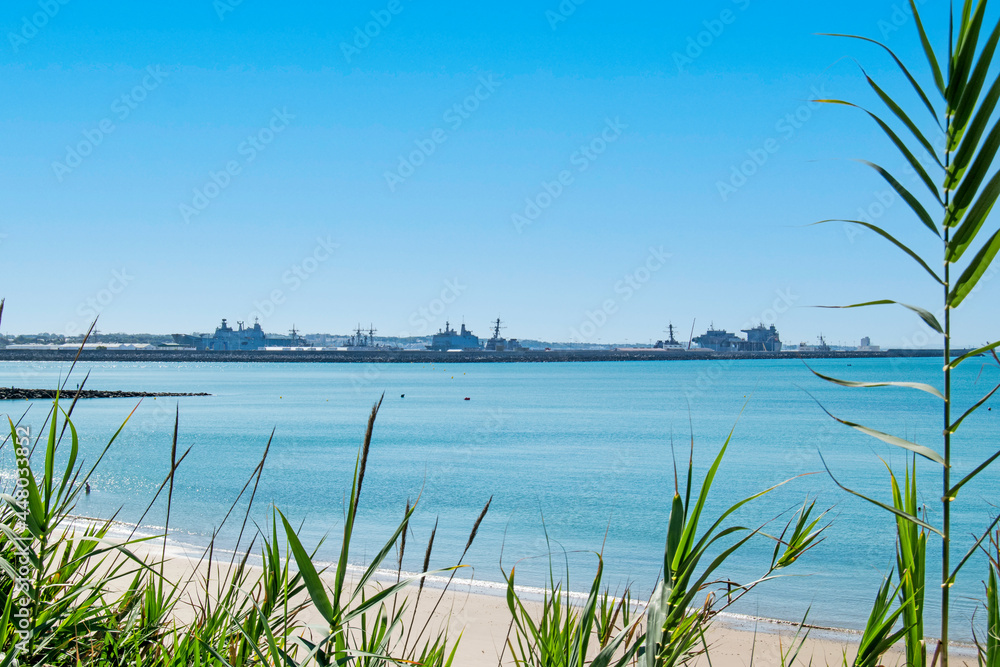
xmin=1 ymin=0 xmax=997 ymax=347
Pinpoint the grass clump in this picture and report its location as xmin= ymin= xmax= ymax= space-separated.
xmin=0 ymin=389 xmax=478 ymax=666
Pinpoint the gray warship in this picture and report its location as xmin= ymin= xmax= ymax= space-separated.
xmin=172 ymin=318 xmax=309 ymax=351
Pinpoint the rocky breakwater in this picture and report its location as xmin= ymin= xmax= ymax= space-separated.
xmin=0 ymin=388 xmax=210 ymax=400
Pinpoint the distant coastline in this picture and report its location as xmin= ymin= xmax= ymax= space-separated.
xmin=0 ymin=348 xmax=969 ymax=363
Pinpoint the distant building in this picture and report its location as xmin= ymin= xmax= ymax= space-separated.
xmin=859 ymin=336 xmax=880 ymax=352
xmin=426 ymin=322 xmax=481 ymax=351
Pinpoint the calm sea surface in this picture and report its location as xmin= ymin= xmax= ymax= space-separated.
xmin=2 ymin=358 xmax=998 ymax=639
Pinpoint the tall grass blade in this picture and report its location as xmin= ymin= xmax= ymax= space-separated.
xmin=808 ymin=366 xmax=944 ymax=398
xmin=949 ymin=228 xmax=1000 ymax=307
xmin=911 ymin=0 xmax=946 ymax=94
xmin=819 ymin=300 xmax=943 ymax=333
xmin=816 ymin=216 xmax=941 ymax=277
xmin=819 ymin=33 xmax=941 ymax=124
xmin=814 ymin=99 xmax=942 ymax=200
xmin=811 ymin=397 xmax=946 ymax=465
xmin=819 ymin=453 xmax=942 ymax=535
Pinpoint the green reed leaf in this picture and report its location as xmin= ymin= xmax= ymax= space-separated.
xmin=819 ymin=453 xmax=942 ymax=536
xmin=856 ymin=161 xmax=940 ymax=236
xmin=278 ymin=510 xmax=335 ymax=626
xmin=952 ymin=77 xmax=1000 ymax=185
xmin=948 ymin=169 xmax=1000 ymax=261
xmin=813 ymin=218 xmax=941 ymax=282
xmin=820 ymin=300 xmax=943 ymax=334
xmin=949 ymin=514 xmax=1000 ymax=584
xmin=811 ymin=397 xmax=945 ymax=465
xmin=949 ymin=228 xmax=1000 ymax=307
xmin=950 ymin=383 xmax=1000 ymax=433
xmin=947 ymin=0 xmax=987 ymax=110
xmin=816 ymin=100 xmax=942 ymax=203
xmin=954 ymin=14 xmax=1000 ymax=145
xmin=949 ymin=341 xmax=1000 ymax=368
xmin=862 ymin=69 xmax=943 ymax=166
xmin=819 ymin=33 xmax=940 ymax=126
xmin=949 ymin=122 xmax=1000 ymax=226
xmin=947 ymin=448 xmax=1000 ymax=501
xmin=911 ymin=0 xmax=945 ymax=95
xmin=809 ymin=366 xmax=944 ymax=399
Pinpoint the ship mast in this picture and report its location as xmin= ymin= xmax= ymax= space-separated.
xmin=666 ymin=322 xmax=679 ymax=346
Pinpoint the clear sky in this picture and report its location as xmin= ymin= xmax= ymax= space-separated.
xmin=2 ymin=0 xmax=997 ymax=348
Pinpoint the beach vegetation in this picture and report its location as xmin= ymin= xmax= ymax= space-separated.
xmin=814 ymin=1 xmax=1000 ymax=664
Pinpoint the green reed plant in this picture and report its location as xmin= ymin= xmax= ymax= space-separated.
xmin=277 ymin=396 xmax=467 ymax=666
xmin=1 ymin=397 xmax=150 ymax=665
xmin=975 ymin=528 xmax=1000 ymax=666
xmin=850 ymin=574 xmax=910 ymax=667
xmin=0 ymin=308 xmax=471 ymax=666
xmin=0 ymin=382 xmax=465 ymax=665
xmin=640 ymin=422 xmax=827 ymax=667
xmin=813 ymin=2 xmax=1000 ymax=663
xmin=892 ymin=458 xmax=928 ymax=667
xmin=503 ymin=414 xmax=827 ymax=667
xmin=596 ymin=587 xmax=635 ymax=650
xmin=503 ymin=546 xmax=642 ymax=667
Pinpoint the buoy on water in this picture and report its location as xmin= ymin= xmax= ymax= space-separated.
xmin=464 ymin=397 xmax=471 ymax=401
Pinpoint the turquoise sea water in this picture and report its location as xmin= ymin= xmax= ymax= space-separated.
xmin=2 ymin=358 xmax=998 ymax=639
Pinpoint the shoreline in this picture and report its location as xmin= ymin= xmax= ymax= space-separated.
xmin=0 ymin=348 xmax=970 ymax=364
xmin=69 ymin=515 xmax=978 ymax=663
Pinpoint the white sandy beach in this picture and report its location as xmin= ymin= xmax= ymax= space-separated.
xmin=82 ymin=523 xmax=966 ymax=667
